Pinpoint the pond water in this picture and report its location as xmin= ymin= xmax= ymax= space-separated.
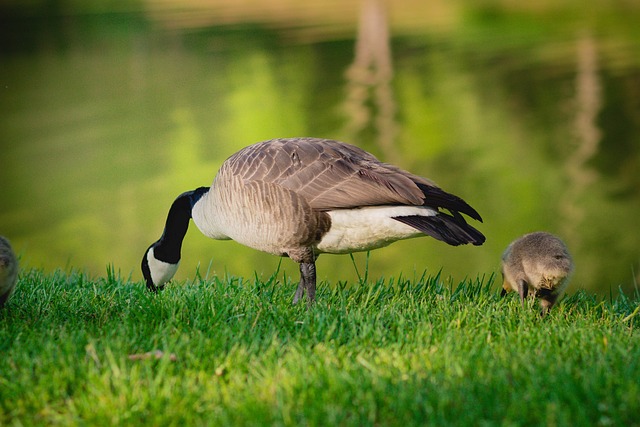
xmin=1 ymin=1 xmax=639 ymax=296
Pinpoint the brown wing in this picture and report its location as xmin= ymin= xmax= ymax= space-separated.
xmin=219 ymin=137 xmax=433 ymax=210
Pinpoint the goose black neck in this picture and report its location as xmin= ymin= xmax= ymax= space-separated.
xmin=152 ymin=187 xmax=209 ymax=264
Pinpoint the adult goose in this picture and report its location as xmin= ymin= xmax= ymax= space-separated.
xmin=142 ymin=137 xmax=485 ymax=303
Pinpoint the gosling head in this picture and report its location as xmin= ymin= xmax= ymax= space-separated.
xmin=0 ymin=236 xmax=19 ymax=308
xmin=500 ymin=231 xmax=574 ymax=315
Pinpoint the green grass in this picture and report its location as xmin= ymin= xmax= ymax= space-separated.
xmin=1 ymin=268 xmax=639 ymax=426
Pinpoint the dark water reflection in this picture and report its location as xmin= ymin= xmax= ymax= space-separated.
xmin=1 ymin=2 xmax=639 ymax=296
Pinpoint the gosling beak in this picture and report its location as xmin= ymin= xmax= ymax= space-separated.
xmin=537 ymin=288 xmax=558 ymax=316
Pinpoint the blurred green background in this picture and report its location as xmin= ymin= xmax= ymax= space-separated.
xmin=1 ymin=0 xmax=639 ymax=295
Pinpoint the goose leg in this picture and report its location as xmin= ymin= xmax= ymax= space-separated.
xmin=517 ymin=279 xmax=529 ymax=307
xmin=292 ymin=262 xmax=317 ymax=305
xmin=293 ymin=279 xmax=305 ymax=304
xmin=302 ymin=262 xmax=316 ymax=302
xmin=289 ymin=247 xmax=317 ymax=305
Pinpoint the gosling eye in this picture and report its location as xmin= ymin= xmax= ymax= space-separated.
xmin=553 ymin=254 xmax=565 ymax=260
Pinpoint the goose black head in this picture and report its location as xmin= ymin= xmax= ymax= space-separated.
xmin=141 ymin=187 xmax=209 ymax=292
xmin=141 ymin=244 xmax=179 ymax=292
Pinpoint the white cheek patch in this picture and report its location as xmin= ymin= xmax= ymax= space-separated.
xmin=147 ymin=247 xmax=179 ymax=286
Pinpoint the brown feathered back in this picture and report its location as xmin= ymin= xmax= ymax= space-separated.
xmin=219 ymin=138 xmax=434 ymax=210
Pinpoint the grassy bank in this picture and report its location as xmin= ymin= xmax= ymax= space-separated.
xmin=1 ymin=269 xmax=639 ymax=426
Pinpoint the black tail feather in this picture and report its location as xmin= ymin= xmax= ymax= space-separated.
xmin=393 ymin=213 xmax=486 ymax=246
xmin=415 ymin=183 xmax=483 ymax=222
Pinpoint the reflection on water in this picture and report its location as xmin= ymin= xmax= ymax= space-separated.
xmin=561 ymin=33 xmax=602 ymax=283
xmin=1 ymin=2 xmax=639 ymax=295
xmin=343 ymin=0 xmax=397 ymax=162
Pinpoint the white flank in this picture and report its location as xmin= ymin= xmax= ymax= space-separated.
xmin=317 ymin=206 xmax=437 ymax=254
xmin=147 ymin=247 xmax=179 ymax=286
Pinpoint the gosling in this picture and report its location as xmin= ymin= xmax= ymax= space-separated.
xmin=0 ymin=236 xmax=18 ymax=308
xmin=501 ymin=231 xmax=574 ymax=315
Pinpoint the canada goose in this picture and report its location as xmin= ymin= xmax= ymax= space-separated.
xmin=142 ymin=137 xmax=485 ymax=303
xmin=0 ymin=236 xmax=18 ymax=308
xmin=501 ymin=231 xmax=574 ymax=315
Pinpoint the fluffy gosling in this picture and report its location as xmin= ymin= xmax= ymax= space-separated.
xmin=0 ymin=236 xmax=18 ymax=308
xmin=501 ymin=231 xmax=574 ymax=315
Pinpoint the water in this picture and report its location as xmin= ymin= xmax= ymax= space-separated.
xmin=1 ymin=1 xmax=639 ymax=295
